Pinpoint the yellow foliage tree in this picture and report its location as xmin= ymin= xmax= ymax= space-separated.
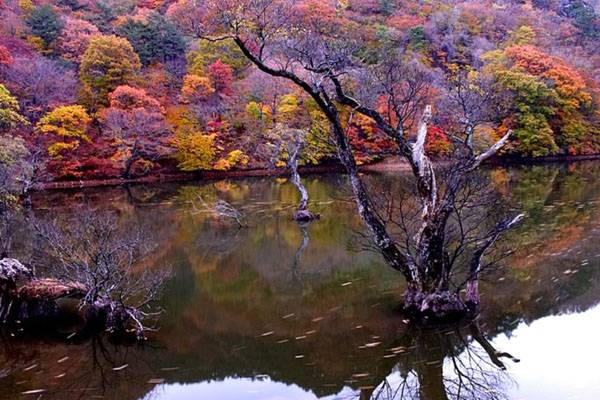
xmin=36 ymin=105 xmax=92 ymax=158
xmin=180 ymin=74 xmax=215 ymax=104
xmin=213 ymin=150 xmax=249 ymax=171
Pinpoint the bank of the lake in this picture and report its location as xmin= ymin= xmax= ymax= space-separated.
xmin=31 ymin=153 xmax=600 ymax=191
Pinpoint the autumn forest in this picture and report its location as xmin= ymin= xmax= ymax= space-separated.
xmin=0 ymin=0 xmax=599 ymax=188
xmin=2 ymin=1 xmax=600 ymax=399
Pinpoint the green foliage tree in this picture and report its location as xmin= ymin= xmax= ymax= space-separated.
xmin=79 ymin=35 xmax=141 ymax=107
xmin=116 ymin=12 xmax=186 ymax=66
xmin=25 ymin=5 xmax=64 ymax=47
xmin=560 ymin=0 xmax=599 ymax=38
xmin=188 ymin=39 xmax=250 ymax=75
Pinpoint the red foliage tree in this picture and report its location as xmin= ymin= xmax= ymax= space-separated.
xmin=100 ymin=85 xmax=171 ymax=178
xmin=0 ymin=44 xmax=12 ymax=67
xmin=207 ymin=59 xmax=234 ymax=96
xmin=425 ymin=125 xmax=452 ymax=156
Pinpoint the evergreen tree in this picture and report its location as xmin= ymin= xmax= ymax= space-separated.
xmin=116 ymin=12 xmax=186 ymax=66
xmin=26 ymin=5 xmax=64 ymax=47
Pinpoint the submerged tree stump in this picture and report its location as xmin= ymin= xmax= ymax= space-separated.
xmin=292 ymin=209 xmax=320 ymax=223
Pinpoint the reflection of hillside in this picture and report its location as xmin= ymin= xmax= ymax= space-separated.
xmin=4 ymin=162 xmax=599 ymax=399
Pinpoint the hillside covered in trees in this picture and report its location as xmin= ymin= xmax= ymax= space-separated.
xmin=1 ymin=0 xmax=600 ymax=183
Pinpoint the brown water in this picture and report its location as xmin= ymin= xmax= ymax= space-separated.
xmin=1 ymin=162 xmax=600 ymax=399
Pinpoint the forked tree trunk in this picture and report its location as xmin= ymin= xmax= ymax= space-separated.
xmin=230 ymin=37 xmax=520 ymax=323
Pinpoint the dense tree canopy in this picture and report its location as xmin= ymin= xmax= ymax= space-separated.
xmin=79 ymin=35 xmax=141 ymax=107
xmin=0 ymin=0 xmax=597 ymax=183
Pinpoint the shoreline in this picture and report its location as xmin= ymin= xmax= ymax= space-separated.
xmin=32 ymin=154 xmax=600 ymax=191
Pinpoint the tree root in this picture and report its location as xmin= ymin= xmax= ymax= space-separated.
xmin=400 ymin=291 xmax=476 ymax=325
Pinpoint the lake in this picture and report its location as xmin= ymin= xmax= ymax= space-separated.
xmin=1 ymin=162 xmax=600 ymax=399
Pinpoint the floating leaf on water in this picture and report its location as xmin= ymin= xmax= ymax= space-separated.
xmin=21 ymin=389 xmax=46 ymax=395
xmin=112 ymin=364 xmax=129 ymax=371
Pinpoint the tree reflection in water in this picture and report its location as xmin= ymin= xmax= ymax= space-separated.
xmin=358 ymin=322 xmax=519 ymax=400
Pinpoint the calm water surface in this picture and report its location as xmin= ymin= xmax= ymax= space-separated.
xmin=1 ymin=162 xmax=600 ymax=399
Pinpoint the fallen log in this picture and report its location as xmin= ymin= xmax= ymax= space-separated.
xmin=0 ymin=258 xmax=149 ymax=339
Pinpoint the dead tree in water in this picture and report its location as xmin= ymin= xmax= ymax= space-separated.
xmin=207 ymin=0 xmax=522 ymax=322
xmin=29 ymin=211 xmax=171 ymax=339
xmin=263 ymin=124 xmax=320 ymax=222
xmin=193 ymin=196 xmax=248 ymax=228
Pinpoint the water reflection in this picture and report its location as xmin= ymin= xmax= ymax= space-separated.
xmin=1 ymin=162 xmax=600 ymax=399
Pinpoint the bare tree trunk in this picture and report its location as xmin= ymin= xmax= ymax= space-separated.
xmin=329 ymin=117 xmax=419 ymax=288
xmin=288 ymin=148 xmax=319 ymax=222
